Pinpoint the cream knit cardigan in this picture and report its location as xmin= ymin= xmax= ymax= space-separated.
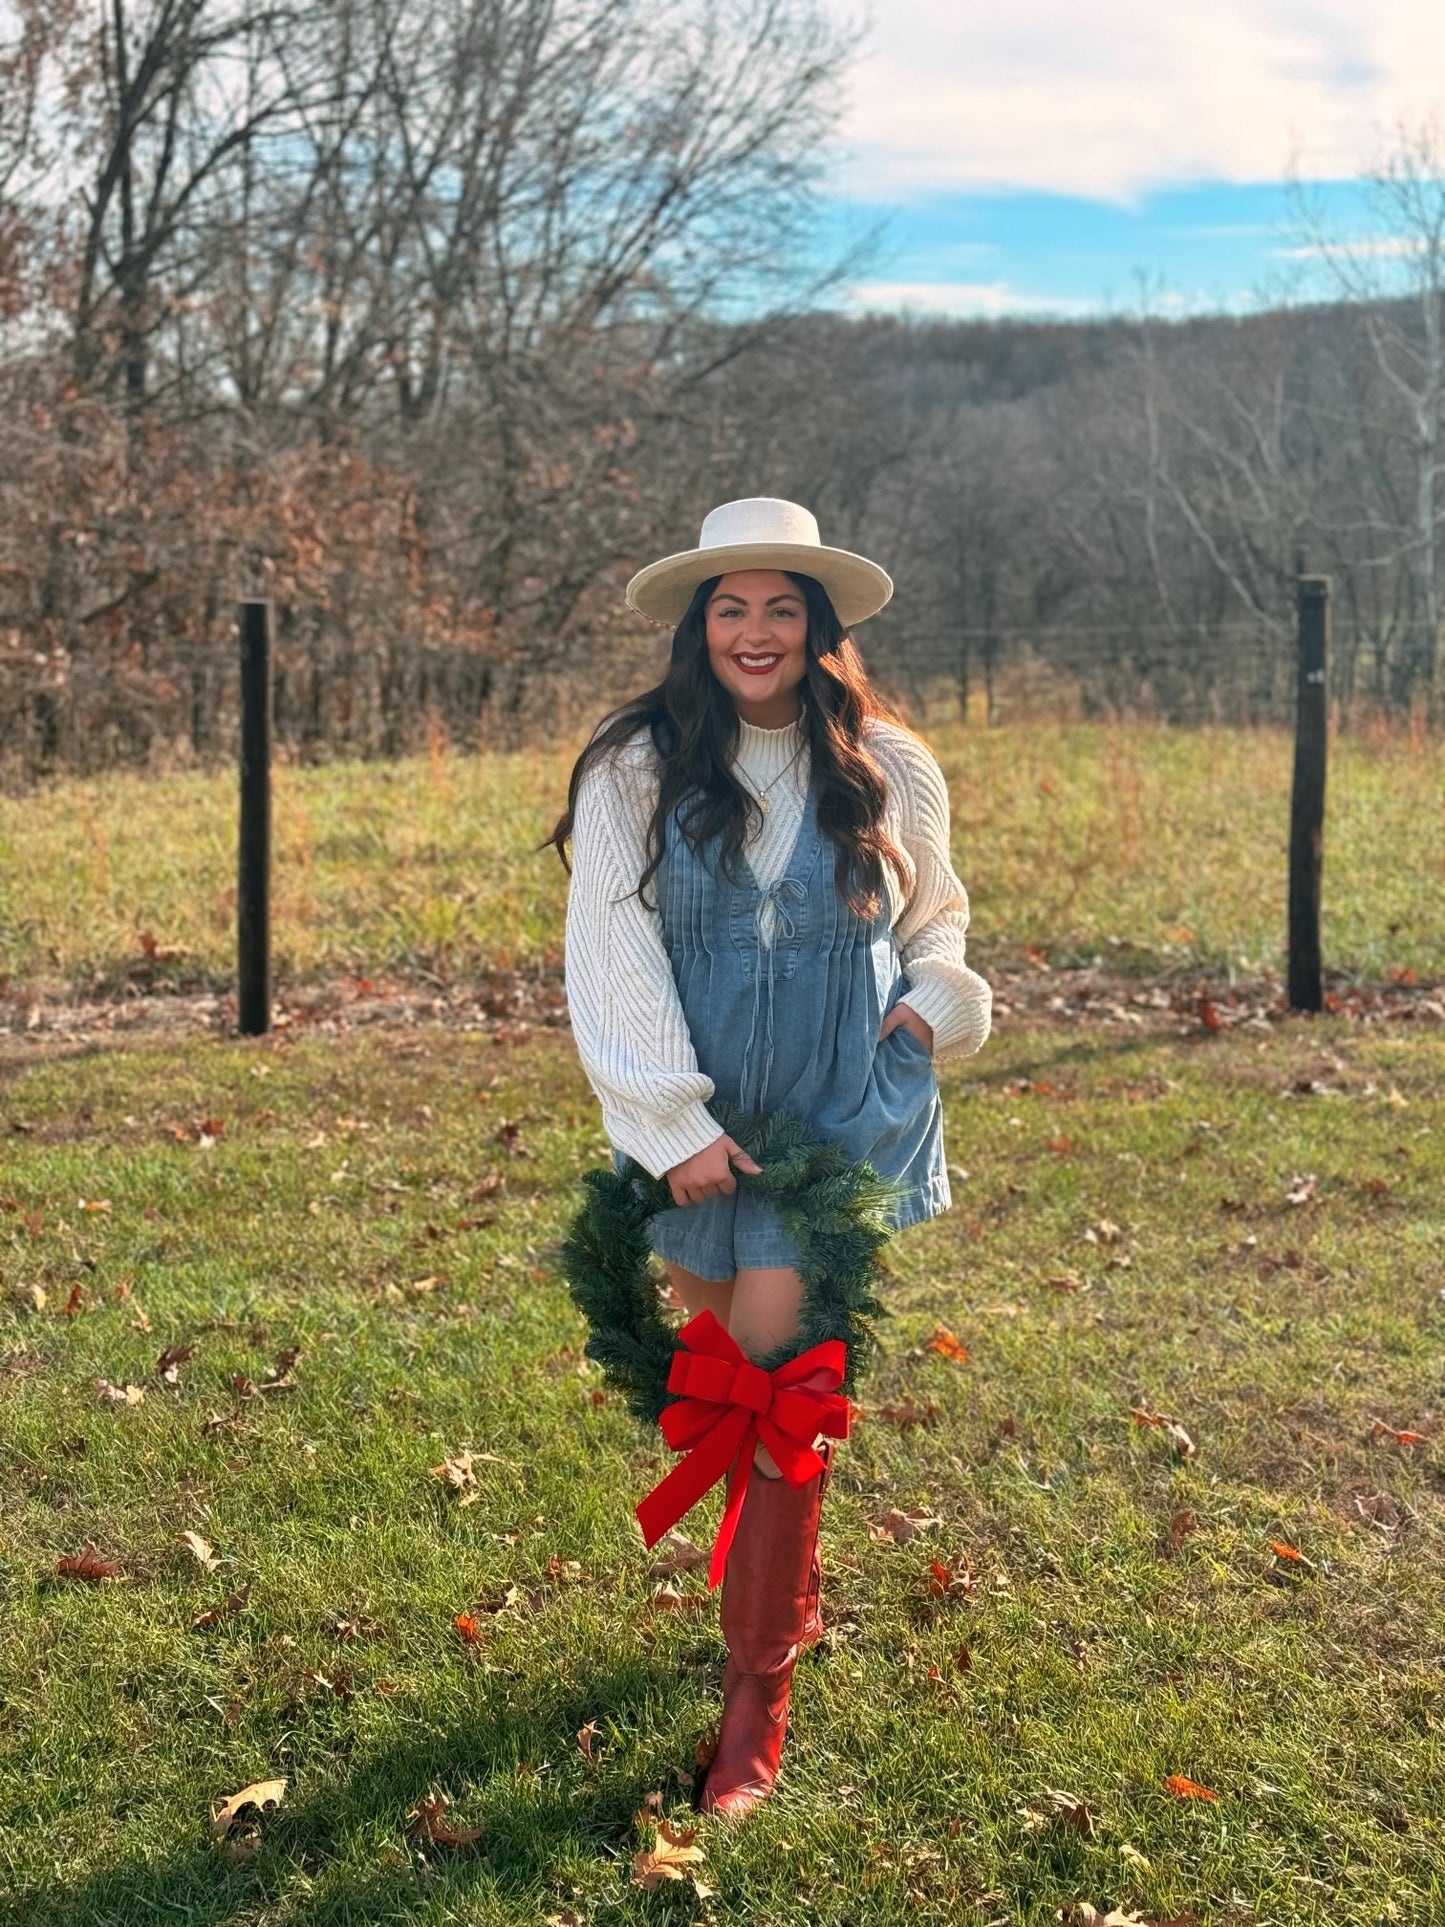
xmin=564 ymin=714 xmax=992 ymax=1179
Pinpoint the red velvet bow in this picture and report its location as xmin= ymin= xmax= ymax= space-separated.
xmin=635 ymin=1311 xmax=851 ymax=1590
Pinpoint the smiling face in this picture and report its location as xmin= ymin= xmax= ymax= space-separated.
xmin=704 ymin=570 xmax=809 ymax=726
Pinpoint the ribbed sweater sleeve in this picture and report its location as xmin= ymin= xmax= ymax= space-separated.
xmin=564 ymin=739 xmax=725 ymax=1179
xmin=869 ymin=722 xmax=993 ymax=1060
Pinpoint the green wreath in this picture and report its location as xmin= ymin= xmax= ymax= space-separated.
xmin=561 ymin=1103 xmax=901 ymax=1427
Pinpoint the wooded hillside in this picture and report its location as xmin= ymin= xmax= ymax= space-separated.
xmin=2 ymin=3 xmax=1442 ymax=780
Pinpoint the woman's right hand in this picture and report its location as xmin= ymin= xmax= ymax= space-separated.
xmin=666 ymin=1134 xmax=761 ymax=1208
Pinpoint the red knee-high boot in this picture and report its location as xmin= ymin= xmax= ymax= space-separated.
xmin=698 ymin=1452 xmax=829 ymax=1820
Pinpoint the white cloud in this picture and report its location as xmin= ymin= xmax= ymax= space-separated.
xmin=1269 ymin=233 xmax=1418 ymax=260
xmin=846 ymin=280 xmax=1095 ymax=318
xmin=833 ymin=2 xmax=1445 ymax=200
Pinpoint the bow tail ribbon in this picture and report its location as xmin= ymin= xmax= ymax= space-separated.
xmin=634 ymin=1311 xmax=851 ymax=1589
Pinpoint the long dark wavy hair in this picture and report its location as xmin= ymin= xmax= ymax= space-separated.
xmin=544 ymin=571 xmax=911 ymax=918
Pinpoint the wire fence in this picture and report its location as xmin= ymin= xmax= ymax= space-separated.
xmin=0 ymin=608 xmax=1438 ymax=789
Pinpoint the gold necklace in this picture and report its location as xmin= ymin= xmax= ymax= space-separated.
xmin=751 ymin=741 xmax=805 ymax=816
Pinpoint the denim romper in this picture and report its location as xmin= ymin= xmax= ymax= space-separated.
xmin=639 ymin=768 xmax=951 ymax=1282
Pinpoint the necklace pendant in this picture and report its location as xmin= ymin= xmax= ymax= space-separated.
xmin=757 ymin=795 xmax=769 ymax=815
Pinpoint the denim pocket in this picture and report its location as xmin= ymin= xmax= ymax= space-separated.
xmin=888 ymin=1020 xmax=932 ymax=1060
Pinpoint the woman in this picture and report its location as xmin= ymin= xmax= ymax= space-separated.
xmin=548 ymin=497 xmax=992 ymax=1818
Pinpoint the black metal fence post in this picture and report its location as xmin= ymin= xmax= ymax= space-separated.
xmin=1288 ymin=576 xmax=1329 ymax=1012
xmin=238 ymin=599 xmax=272 ymax=1036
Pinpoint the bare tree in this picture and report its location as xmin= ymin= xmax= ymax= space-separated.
xmin=1292 ymin=120 xmax=1445 ymax=703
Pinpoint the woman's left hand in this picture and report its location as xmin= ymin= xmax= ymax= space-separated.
xmin=878 ymin=1002 xmax=934 ymax=1052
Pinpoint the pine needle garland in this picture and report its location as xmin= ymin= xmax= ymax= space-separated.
xmin=561 ymin=1103 xmax=899 ymax=1426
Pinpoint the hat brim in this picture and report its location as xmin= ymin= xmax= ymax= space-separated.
xmin=625 ymin=542 xmax=893 ymax=630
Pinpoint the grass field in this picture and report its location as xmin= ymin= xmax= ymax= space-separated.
xmin=1 ymin=725 xmax=1443 ymax=1925
xmin=2 ymin=1009 xmax=1443 ymax=1924
xmin=1 ymin=720 xmax=1442 ymax=997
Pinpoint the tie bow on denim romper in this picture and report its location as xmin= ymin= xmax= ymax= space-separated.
xmin=638 ymin=768 xmax=950 ymax=1282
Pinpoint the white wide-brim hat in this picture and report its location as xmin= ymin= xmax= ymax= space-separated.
xmin=625 ymin=497 xmax=893 ymax=630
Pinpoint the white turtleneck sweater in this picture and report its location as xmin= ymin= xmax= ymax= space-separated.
xmin=564 ymin=715 xmax=992 ymax=1178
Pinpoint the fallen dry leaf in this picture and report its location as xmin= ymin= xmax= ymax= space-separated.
xmin=96 ymin=1379 xmax=146 ymax=1407
xmin=1285 ymin=1173 xmax=1318 ymax=1206
xmin=1060 ymin=1908 xmax=1200 ymax=1927
xmin=925 ymin=1326 xmax=970 ymax=1362
xmin=1046 ymin=1788 xmax=1097 ymax=1836
xmin=648 ymin=1531 xmax=710 ymax=1577
xmin=193 ymin=1585 xmax=251 ymax=1629
xmin=869 ymin=1506 xmax=943 ymax=1545
xmin=1162 ymin=1419 xmax=1196 ymax=1459
xmin=156 ymin=1341 xmax=197 ymax=1386
xmin=1164 ymin=1773 xmax=1218 ymax=1801
xmin=57 ymin=1544 xmax=123 ymax=1582
xmin=1166 ymin=1508 xmax=1198 ymax=1553
xmin=454 ymin=1612 xmax=483 ymax=1645
xmin=1058 ymin=1907 xmax=1149 ymax=1927
xmin=1130 ymin=1407 xmax=1196 ymax=1458
xmin=577 ymin=1720 xmax=600 ymax=1765
xmin=296 ymin=1667 xmax=354 ymax=1704
xmin=180 ymin=1530 xmax=219 ymax=1572
xmin=430 ymin=1452 xmax=479 ymax=1505
xmin=1370 ymin=1417 xmax=1430 ymax=1447
xmin=874 ymin=1395 xmax=940 ymax=1429
xmin=406 ymin=1790 xmax=486 ymax=1849
xmin=211 ymin=1777 xmax=286 ymax=1838
xmin=631 ymin=1816 xmax=708 ymax=1892
xmin=644 ymin=1583 xmax=709 ymax=1615
xmin=1084 ymin=1218 xmax=1124 ymax=1245
xmin=926 ymin=1557 xmax=977 ymax=1598
xmin=1269 ymin=1539 xmax=1305 ymax=1563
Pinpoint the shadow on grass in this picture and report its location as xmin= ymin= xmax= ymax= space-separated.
xmin=28 ymin=1653 xmax=711 ymax=1927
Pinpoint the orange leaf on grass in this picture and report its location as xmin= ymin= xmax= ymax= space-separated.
xmin=1269 ymin=1540 xmax=1303 ymax=1562
xmin=926 ymin=1327 xmax=969 ymax=1362
xmin=631 ymin=1816 xmax=708 ymax=1892
xmin=57 ymin=1544 xmax=123 ymax=1582
xmin=927 ymin=1558 xmax=976 ymax=1598
xmin=1164 ymin=1773 xmax=1218 ymax=1801
xmin=1166 ymin=1508 xmax=1198 ymax=1553
xmin=1046 ymin=1788 xmax=1097 ymax=1836
xmin=406 ymin=1790 xmax=486 ymax=1849
xmin=454 ymin=1612 xmax=483 ymax=1645
xmin=1371 ymin=1418 xmax=1430 ymax=1447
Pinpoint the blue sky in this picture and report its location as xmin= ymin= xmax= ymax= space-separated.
xmin=822 ymin=1 xmax=1445 ymax=319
